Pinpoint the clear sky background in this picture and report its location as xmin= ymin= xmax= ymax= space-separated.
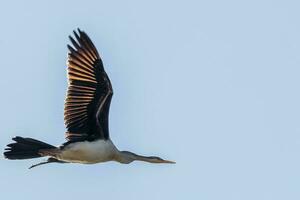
xmin=0 ymin=0 xmax=300 ymax=199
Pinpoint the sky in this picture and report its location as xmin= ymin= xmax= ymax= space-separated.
xmin=0 ymin=0 xmax=300 ymax=199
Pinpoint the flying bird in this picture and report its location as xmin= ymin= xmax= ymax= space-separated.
xmin=3 ymin=29 xmax=175 ymax=168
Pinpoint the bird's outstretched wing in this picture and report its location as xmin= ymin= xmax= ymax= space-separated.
xmin=64 ymin=29 xmax=113 ymax=142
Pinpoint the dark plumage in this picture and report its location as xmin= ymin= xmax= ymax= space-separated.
xmin=64 ymin=29 xmax=113 ymax=142
xmin=4 ymin=136 xmax=56 ymax=159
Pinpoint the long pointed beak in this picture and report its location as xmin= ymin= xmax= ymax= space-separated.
xmin=162 ymin=159 xmax=176 ymax=164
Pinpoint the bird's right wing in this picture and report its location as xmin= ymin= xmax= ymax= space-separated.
xmin=64 ymin=29 xmax=113 ymax=142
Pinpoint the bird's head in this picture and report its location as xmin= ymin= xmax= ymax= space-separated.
xmin=142 ymin=156 xmax=176 ymax=164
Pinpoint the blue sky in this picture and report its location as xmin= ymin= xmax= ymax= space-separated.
xmin=0 ymin=0 xmax=300 ymax=199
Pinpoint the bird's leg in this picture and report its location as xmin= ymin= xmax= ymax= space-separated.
xmin=29 ymin=158 xmax=67 ymax=169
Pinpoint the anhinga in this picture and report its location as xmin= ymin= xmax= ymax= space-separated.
xmin=3 ymin=29 xmax=175 ymax=168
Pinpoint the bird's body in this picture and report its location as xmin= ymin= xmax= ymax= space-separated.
xmin=55 ymin=139 xmax=118 ymax=164
xmin=3 ymin=29 xmax=174 ymax=168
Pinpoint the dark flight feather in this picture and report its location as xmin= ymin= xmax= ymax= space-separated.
xmin=64 ymin=29 xmax=113 ymax=142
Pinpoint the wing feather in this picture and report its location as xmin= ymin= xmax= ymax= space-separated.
xmin=64 ymin=29 xmax=113 ymax=142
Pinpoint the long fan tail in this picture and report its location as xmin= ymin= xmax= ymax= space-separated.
xmin=4 ymin=136 xmax=57 ymax=160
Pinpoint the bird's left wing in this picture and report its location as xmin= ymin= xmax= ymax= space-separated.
xmin=64 ymin=29 xmax=113 ymax=142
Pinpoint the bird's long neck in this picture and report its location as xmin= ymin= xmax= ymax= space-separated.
xmin=114 ymin=151 xmax=151 ymax=164
xmin=114 ymin=150 xmax=175 ymax=164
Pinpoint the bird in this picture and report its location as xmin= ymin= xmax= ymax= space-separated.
xmin=3 ymin=29 xmax=175 ymax=169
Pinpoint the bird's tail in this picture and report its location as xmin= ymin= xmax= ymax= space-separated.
xmin=3 ymin=136 xmax=57 ymax=160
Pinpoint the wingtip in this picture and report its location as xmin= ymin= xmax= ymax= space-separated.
xmin=12 ymin=136 xmax=20 ymax=140
xmin=68 ymin=35 xmax=73 ymax=41
xmin=3 ymin=152 xmax=8 ymax=159
xmin=67 ymin=44 xmax=75 ymax=52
